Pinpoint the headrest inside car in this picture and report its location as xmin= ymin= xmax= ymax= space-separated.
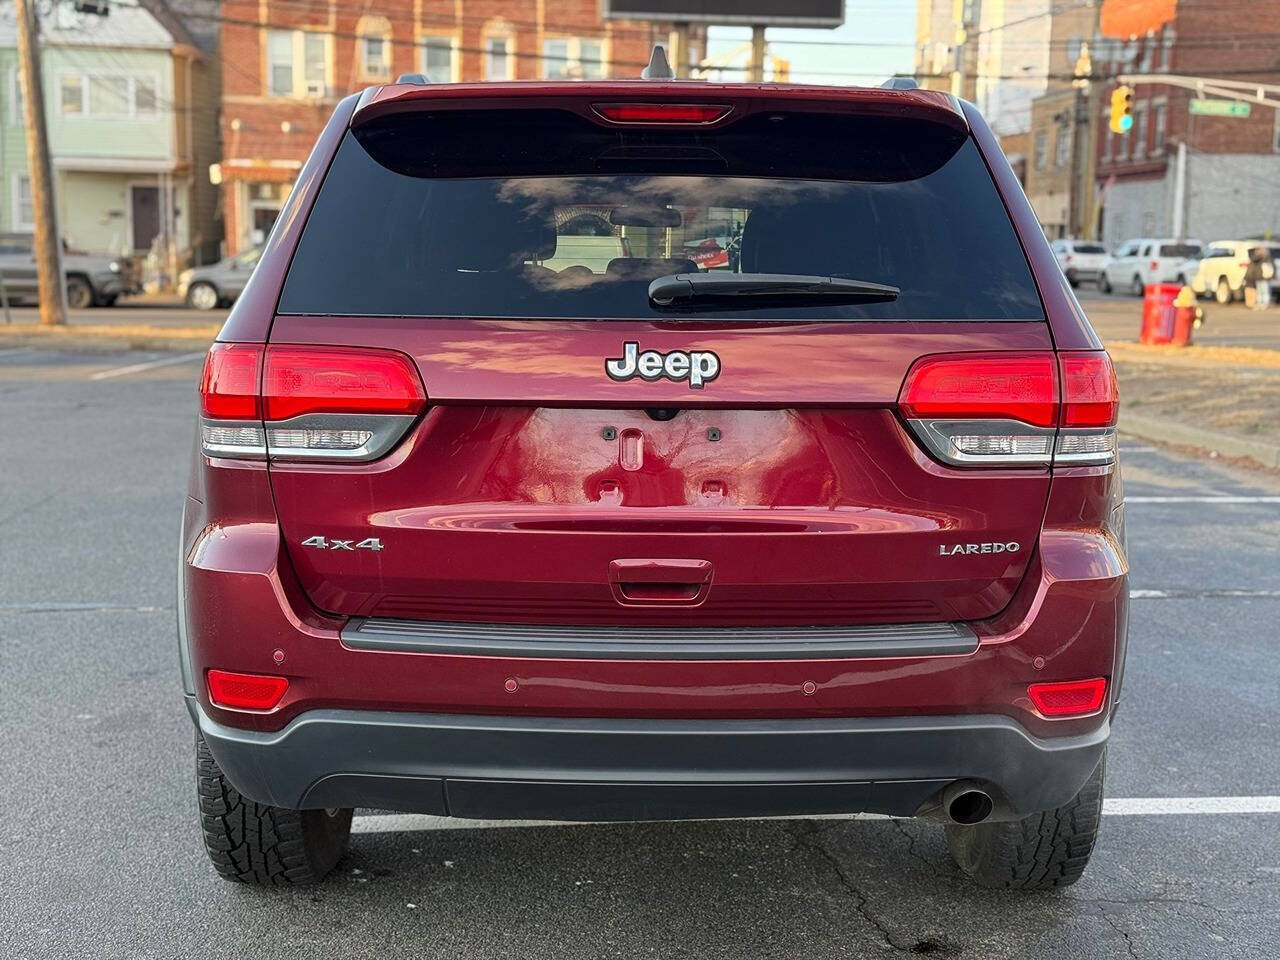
xmin=605 ymin=257 xmax=699 ymax=280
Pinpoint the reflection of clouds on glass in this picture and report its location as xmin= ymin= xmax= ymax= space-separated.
xmin=496 ymin=176 xmax=846 ymax=214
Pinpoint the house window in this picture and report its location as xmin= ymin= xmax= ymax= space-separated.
xmin=419 ymin=36 xmax=457 ymax=83
xmin=89 ymin=75 xmax=129 ymax=115
xmin=1152 ymin=101 xmax=1166 ymax=155
xmin=1132 ymin=104 xmax=1147 ymax=160
xmin=7 ymin=69 xmax=23 ymax=126
xmin=357 ymin=16 xmax=392 ymax=81
xmin=56 ymin=73 xmax=159 ymax=118
xmin=1055 ymin=127 xmax=1071 ymax=167
xmin=267 ymin=29 xmax=330 ymax=98
xmin=13 ymin=174 xmax=34 ymax=230
xmin=1034 ymin=131 xmax=1047 ymax=170
xmin=1138 ymin=35 xmax=1153 ymax=73
xmin=59 ymin=75 xmax=83 ymax=115
xmin=135 ymin=77 xmax=157 ymax=115
xmin=484 ymin=35 xmax=513 ymax=80
xmin=541 ymin=37 xmax=605 ymax=79
xmin=1160 ymin=28 xmax=1175 ymax=71
xmin=362 ymin=37 xmax=389 ymax=78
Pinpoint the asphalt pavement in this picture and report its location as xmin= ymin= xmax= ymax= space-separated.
xmin=1 ymin=347 xmax=1278 ymax=960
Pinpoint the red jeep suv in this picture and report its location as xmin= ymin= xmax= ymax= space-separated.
xmin=181 ymin=71 xmax=1127 ymax=890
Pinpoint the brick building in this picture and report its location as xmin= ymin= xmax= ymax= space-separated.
xmin=1092 ymin=1 xmax=1280 ymax=247
xmin=218 ymin=1 xmax=697 ymax=254
xmin=1023 ymin=1 xmax=1097 ymax=237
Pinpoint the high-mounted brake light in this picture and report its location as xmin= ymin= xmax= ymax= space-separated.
xmin=1027 ymin=677 xmax=1108 ymax=718
xmin=898 ymin=352 xmax=1118 ymax=468
xmin=207 ymin=669 xmax=289 ymax=711
xmin=592 ymin=102 xmax=731 ymax=124
xmin=199 ymin=345 xmax=426 ymax=462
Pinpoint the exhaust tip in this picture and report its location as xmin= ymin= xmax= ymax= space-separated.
xmin=947 ymin=788 xmax=994 ymax=825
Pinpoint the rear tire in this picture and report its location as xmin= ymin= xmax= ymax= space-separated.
xmin=196 ymin=734 xmax=352 ymax=885
xmin=945 ymin=753 xmax=1105 ymax=890
xmin=1098 ymin=273 xmax=1112 ymax=294
xmin=186 ymin=282 xmax=220 ymax=311
xmin=1130 ymin=275 xmax=1144 ymax=296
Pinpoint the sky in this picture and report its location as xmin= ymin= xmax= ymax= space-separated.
xmin=705 ymin=2 xmax=917 ymax=86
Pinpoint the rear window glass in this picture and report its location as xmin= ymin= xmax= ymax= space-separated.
xmin=1073 ymin=244 xmax=1105 ymax=254
xmin=1160 ymin=244 xmax=1201 ymax=257
xmin=279 ymin=109 xmax=1045 ymax=321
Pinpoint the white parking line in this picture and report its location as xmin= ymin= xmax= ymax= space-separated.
xmin=350 ymin=796 xmax=1280 ymax=834
xmin=89 ymin=351 xmax=206 ymax=381
xmin=1126 ymin=496 xmax=1280 ymax=503
xmin=1130 ymin=588 xmax=1280 ymax=599
xmin=0 ymin=346 xmax=37 ymax=357
xmin=1103 ymin=796 xmax=1280 ymax=816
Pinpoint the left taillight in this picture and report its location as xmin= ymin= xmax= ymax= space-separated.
xmin=199 ymin=343 xmax=425 ymax=462
xmin=897 ymin=351 xmax=1118 ymax=468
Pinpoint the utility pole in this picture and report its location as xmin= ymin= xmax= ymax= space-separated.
xmin=668 ymin=22 xmax=690 ymax=79
xmin=1071 ymin=39 xmax=1101 ymax=239
xmin=14 ymin=0 xmax=66 ymax=325
xmin=749 ymin=25 xmax=766 ymax=82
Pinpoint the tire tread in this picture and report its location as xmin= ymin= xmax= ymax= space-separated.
xmin=946 ymin=754 xmax=1105 ymax=890
xmin=196 ymin=735 xmax=350 ymax=885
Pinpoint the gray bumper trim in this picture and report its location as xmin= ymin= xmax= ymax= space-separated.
xmin=343 ymin=617 xmax=979 ymax=660
xmin=190 ymin=700 xmax=1108 ymax=822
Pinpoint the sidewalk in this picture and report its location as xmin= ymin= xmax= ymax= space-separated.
xmin=0 ymin=294 xmax=222 ymax=350
xmin=1107 ymin=342 xmax=1280 ymax=470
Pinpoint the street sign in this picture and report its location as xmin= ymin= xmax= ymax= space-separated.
xmin=1189 ymin=99 xmax=1252 ymax=118
xmin=602 ymin=0 xmax=844 ymax=27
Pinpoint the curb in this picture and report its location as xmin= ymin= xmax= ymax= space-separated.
xmin=0 ymin=325 xmax=218 ymax=353
xmin=1119 ymin=410 xmax=1280 ymax=469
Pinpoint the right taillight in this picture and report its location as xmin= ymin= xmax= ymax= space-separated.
xmin=1055 ymin=352 xmax=1118 ymax=465
xmin=898 ymin=351 xmax=1117 ymax=467
xmin=199 ymin=343 xmax=426 ymax=462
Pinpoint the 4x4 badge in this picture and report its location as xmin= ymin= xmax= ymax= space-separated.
xmin=605 ymin=341 xmax=720 ymax=390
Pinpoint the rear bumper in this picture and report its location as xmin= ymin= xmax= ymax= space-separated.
xmin=189 ymin=697 xmax=1109 ymax=821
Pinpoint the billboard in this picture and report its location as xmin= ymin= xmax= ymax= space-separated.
xmin=603 ymin=0 xmax=844 ymax=28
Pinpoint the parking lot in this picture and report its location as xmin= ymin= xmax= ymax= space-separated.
xmin=1 ymin=344 xmax=1278 ymax=959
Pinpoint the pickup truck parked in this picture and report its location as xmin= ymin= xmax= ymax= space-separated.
xmin=0 ymin=233 xmax=139 ymax=307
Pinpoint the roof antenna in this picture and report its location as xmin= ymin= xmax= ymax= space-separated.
xmin=642 ymin=44 xmax=675 ymax=80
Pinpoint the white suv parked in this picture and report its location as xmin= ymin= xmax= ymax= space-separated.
xmin=1049 ymin=239 xmax=1108 ymax=287
xmin=1186 ymin=240 xmax=1280 ymax=304
xmin=1098 ymin=238 xmax=1203 ymax=296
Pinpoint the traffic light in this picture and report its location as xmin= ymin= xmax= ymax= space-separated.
xmin=1109 ymin=85 xmax=1134 ymax=134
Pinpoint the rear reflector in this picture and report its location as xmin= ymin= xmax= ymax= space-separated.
xmin=200 ymin=343 xmax=262 ymax=420
xmin=899 ymin=354 xmax=1058 ymax=428
xmin=207 ymin=669 xmax=288 ymax=711
xmin=592 ymin=102 xmax=731 ymax=124
xmin=1027 ymin=678 xmax=1108 ymax=718
xmin=199 ymin=345 xmax=425 ymax=462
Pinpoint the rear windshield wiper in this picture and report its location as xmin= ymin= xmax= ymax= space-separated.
xmin=649 ymin=272 xmax=900 ymax=309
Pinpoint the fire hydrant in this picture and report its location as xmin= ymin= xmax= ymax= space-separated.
xmin=1173 ymin=285 xmax=1202 ymax=343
